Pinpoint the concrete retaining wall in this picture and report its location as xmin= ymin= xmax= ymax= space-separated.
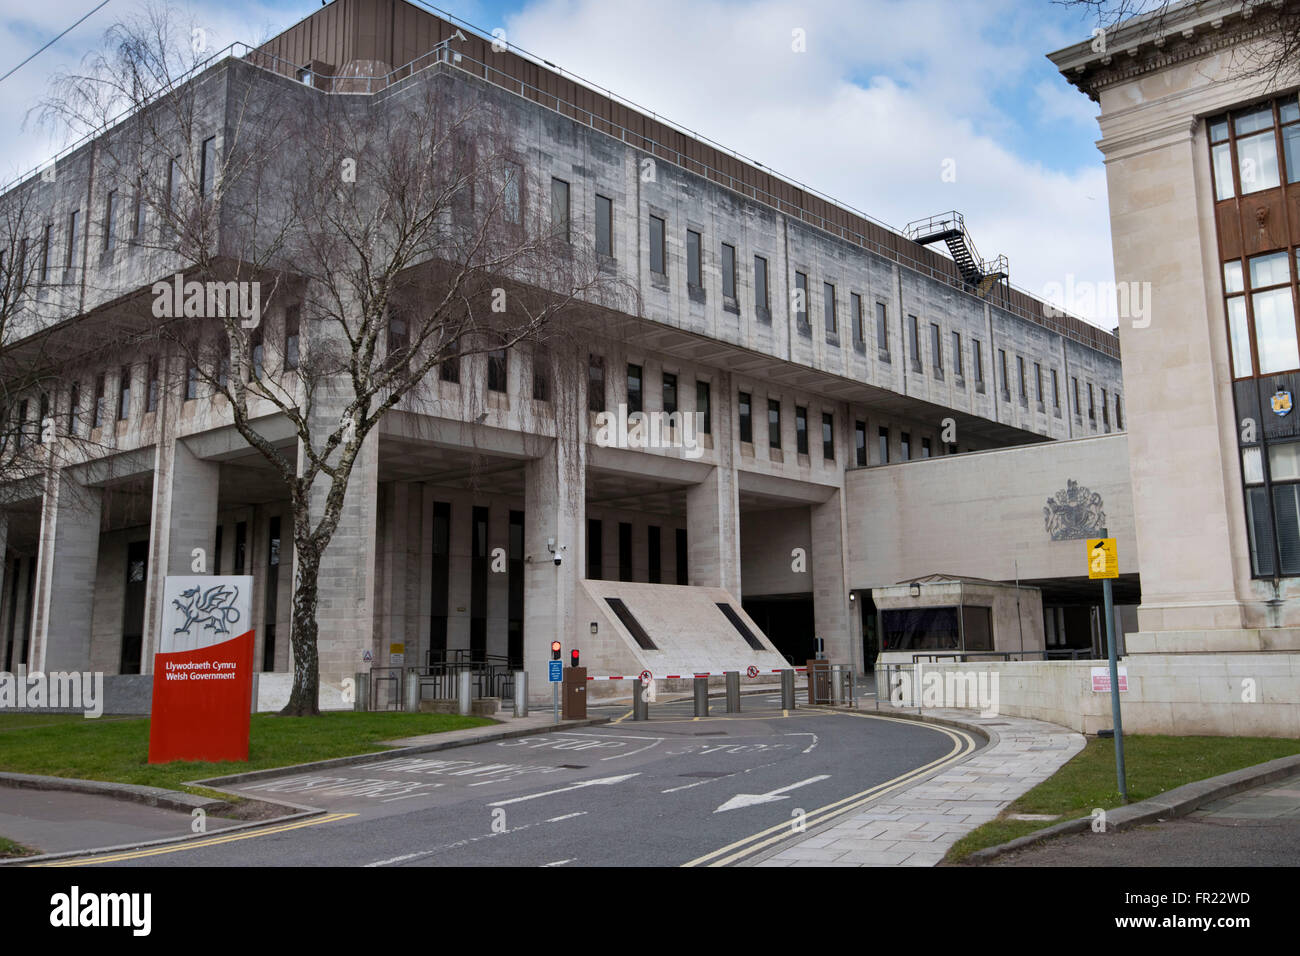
xmin=878 ymin=653 xmax=1300 ymax=737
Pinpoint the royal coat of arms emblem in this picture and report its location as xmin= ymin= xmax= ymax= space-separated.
xmin=1043 ymin=479 xmax=1106 ymax=541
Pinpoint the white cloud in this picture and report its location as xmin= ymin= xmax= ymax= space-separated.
xmin=0 ymin=1 xmax=299 ymax=187
xmin=502 ymin=0 xmax=1117 ymax=327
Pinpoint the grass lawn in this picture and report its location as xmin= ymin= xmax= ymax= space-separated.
xmin=0 ymin=835 xmax=34 ymax=858
xmin=0 ymin=711 xmax=495 ymax=799
xmin=946 ymin=734 xmax=1300 ymax=864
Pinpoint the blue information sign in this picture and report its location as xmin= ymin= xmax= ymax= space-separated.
xmin=549 ymin=660 xmax=564 ymax=683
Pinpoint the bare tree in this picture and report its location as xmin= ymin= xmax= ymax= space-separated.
xmin=1055 ymin=0 xmax=1300 ymax=89
xmin=38 ymin=2 xmax=619 ymax=714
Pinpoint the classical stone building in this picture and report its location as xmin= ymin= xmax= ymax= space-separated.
xmin=0 ymin=0 xmax=1127 ymax=710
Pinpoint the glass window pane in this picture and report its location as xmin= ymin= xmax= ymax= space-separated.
xmin=687 ymin=230 xmax=701 ymax=287
xmin=1237 ymin=131 xmax=1281 ymax=194
xmin=1253 ymin=286 xmax=1299 ymax=374
xmin=1210 ymin=118 xmax=1230 ymax=142
xmin=1248 ymin=487 xmax=1277 ymax=576
xmin=1272 ymin=483 xmax=1300 ymax=574
xmin=1243 ymin=447 xmax=1264 ymax=485
xmin=595 ymin=195 xmax=612 ymax=257
xmin=1235 ymin=104 xmax=1274 ymax=136
xmin=1269 ymin=442 xmax=1300 ymax=481
xmin=1227 ymin=296 xmax=1253 ymax=377
xmin=1223 ymin=259 xmax=1245 ymax=294
xmin=1250 ymin=251 xmax=1290 ymax=288
xmin=649 ymin=217 xmax=665 ymax=275
xmin=1284 ymin=124 xmax=1300 ymax=183
xmin=1281 ymin=98 xmax=1300 ymax=124
xmin=1212 ymin=143 xmax=1235 ymax=200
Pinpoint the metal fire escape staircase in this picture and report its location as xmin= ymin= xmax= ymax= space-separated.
xmin=903 ymin=211 xmax=1009 ymax=298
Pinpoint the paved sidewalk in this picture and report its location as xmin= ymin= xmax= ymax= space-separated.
xmin=752 ymin=709 xmax=1084 ymax=867
xmin=0 ymin=787 xmax=241 ymax=856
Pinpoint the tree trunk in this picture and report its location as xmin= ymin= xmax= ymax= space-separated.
xmin=281 ymin=545 xmax=322 ymax=716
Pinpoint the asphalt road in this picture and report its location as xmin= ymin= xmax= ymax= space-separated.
xmin=52 ymin=694 xmax=980 ymax=868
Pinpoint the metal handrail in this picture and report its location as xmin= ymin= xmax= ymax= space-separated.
xmin=907 ymin=649 xmax=1101 ymax=663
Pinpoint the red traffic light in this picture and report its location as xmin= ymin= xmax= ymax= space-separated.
xmin=551 ymin=641 xmax=562 ymax=660
xmin=570 ymin=649 xmax=580 ymax=667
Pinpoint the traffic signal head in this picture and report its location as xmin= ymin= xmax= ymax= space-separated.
xmin=551 ymin=641 xmax=562 ymax=660
xmin=570 ymin=649 xmax=580 ymax=668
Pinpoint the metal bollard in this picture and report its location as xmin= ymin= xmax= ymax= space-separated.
xmin=633 ymin=680 xmax=649 ymax=720
xmin=831 ymin=665 xmax=843 ymax=705
xmin=457 ymin=669 xmax=473 ymax=715
xmin=513 ymin=670 xmax=528 ymax=718
xmin=405 ymin=667 xmax=421 ymax=713
xmin=355 ymin=671 xmax=370 ymax=712
xmin=693 ymin=676 xmax=709 ymax=717
xmin=780 ymin=669 xmax=795 ymax=710
xmin=725 ymin=671 xmax=741 ymax=713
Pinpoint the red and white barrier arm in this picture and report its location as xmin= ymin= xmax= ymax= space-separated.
xmin=587 ymin=668 xmax=807 ymax=680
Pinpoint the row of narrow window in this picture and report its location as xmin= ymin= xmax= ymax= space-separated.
xmin=27 ymin=137 xmax=218 ymax=284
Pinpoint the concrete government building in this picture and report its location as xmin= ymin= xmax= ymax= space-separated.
xmin=1 ymin=0 xmax=1141 ymax=713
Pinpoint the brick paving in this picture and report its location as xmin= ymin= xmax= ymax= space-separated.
xmin=752 ymin=708 xmax=1084 ymax=867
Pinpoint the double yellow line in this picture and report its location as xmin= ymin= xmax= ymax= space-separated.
xmin=32 ymin=812 xmax=357 ymax=866
xmin=683 ymin=711 xmax=977 ymax=867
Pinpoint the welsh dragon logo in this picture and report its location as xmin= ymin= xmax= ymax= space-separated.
xmin=172 ymin=584 xmax=242 ymax=636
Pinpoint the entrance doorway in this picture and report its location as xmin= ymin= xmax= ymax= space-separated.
xmin=742 ymin=595 xmax=814 ymax=665
xmin=120 ymin=539 xmax=148 ymax=674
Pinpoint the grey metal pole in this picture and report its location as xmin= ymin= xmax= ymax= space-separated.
xmin=405 ymin=667 xmax=420 ymax=713
xmin=633 ymin=681 xmax=649 ymax=721
xmin=514 ymin=670 xmax=528 ymax=718
xmin=725 ymin=671 xmax=741 ymax=713
xmin=830 ymin=664 xmax=843 ymax=705
xmin=780 ymin=669 xmax=795 ymax=710
xmin=355 ymin=671 xmax=369 ymax=712
xmin=457 ymin=669 xmax=473 ymax=716
xmin=693 ymin=676 xmax=709 ymax=717
xmin=1103 ymin=573 xmax=1128 ymax=802
xmin=552 ymin=681 xmax=558 ymax=725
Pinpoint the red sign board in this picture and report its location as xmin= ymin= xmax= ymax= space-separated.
xmin=148 ymin=629 xmax=255 ymax=763
xmin=148 ymin=575 xmax=256 ymax=764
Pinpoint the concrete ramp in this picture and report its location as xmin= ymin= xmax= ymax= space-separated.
xmin=577 ymin=581 xmax=785 ymax=695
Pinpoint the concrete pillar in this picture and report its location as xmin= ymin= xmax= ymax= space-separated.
xmin=686 ymin=465 xmax=741 ymax=594
xmin=523 ymin=435 xmax=585 ymax=701
xmin=142 ymin=437 xmax=220 ymax=663
xmin=30 ymin=469 xmax=103 ymax=672
xmin=298 ymin=419 xmax=380 ymax=707
xmin=376 ymin=481 xmax=413 ymax=667
xmin=811 ymin=489 xmax=851 ymax=666
xmin=0 ymin=514 xmax=7 ymax=663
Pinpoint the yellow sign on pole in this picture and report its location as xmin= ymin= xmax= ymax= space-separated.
xmin=1087 ymin=538 xmax=1118 ymax=579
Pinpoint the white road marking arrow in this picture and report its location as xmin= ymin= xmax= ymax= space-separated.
xmin=713 ymin=775 xmax=830 ymax=813
xmin=486 ymin=773 xmax=641 ymax=807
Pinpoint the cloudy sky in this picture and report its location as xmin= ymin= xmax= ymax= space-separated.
xmin=0 ymin=0 xmax=1117 ymax=327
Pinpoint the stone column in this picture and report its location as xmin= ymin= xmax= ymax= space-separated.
xmin=811 ymin=489 xmax=851 ymax=666
xmin=296 ymin=417 xmax=380 ymax=709
xmin=142 ymin=436 xmax=220 ymax=664
xmin=30 ymin=469 xmax=103 ymax=672
xmin=686 ymin=467 xmax=742 ymax=594
xmin=523 ymin=435 xmax=585 ymax=701
xmin=375 ymin=480 xmax=414 ymax=667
